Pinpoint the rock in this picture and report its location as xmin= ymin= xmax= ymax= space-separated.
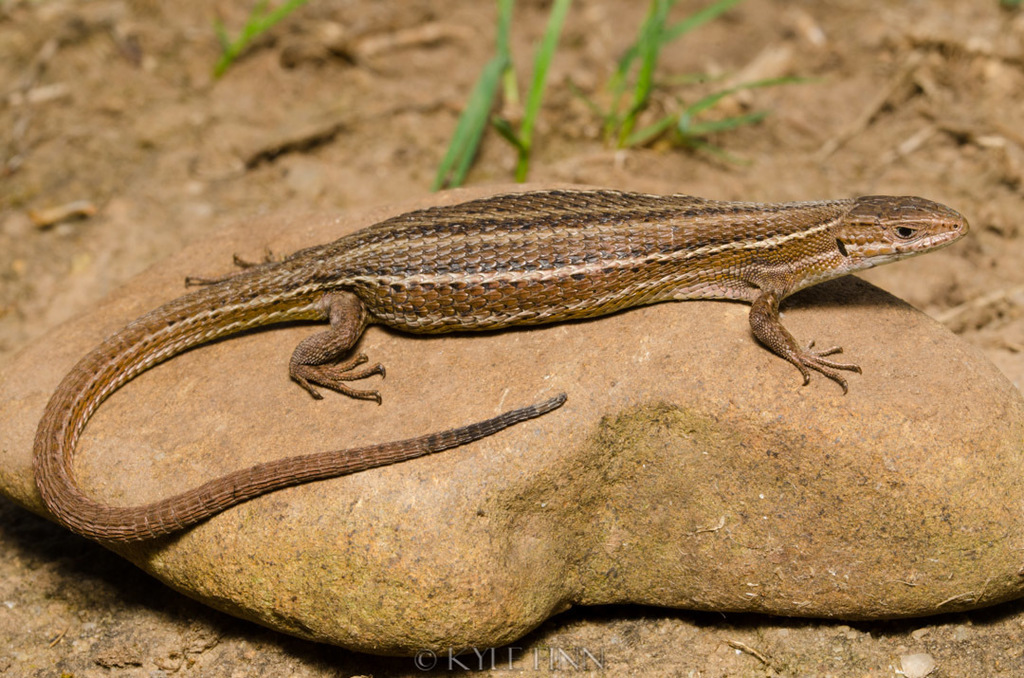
xmin=900 ymin=653 xmax=937 ymax=678
xmin=1 ymin=185 xmax=1022 ymax=656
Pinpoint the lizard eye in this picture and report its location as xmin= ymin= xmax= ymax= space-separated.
xmin=895 ymin=226 xmax=917 ymax=239
xmin=835 ymin=239 xmax=849 ymax=257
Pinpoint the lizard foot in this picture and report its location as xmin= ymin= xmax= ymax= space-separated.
xmin=290 ymin=353 xmax=386 ymax=404
xmin=185 ymin=250 xmax=280 ymax=287
xmin=792 ymin=341 xmax=861 ymax=394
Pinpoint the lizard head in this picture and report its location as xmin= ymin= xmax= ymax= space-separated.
xmin=832 ymin=195 xmax=969 ymax=269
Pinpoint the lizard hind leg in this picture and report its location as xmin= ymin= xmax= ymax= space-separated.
xmin=289 ymin=291 xmax=386 ymax=403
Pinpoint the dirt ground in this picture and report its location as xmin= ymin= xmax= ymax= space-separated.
xmin=3 ymin=0 xmax=1024 ymax=676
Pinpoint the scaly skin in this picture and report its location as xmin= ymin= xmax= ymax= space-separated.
xmin=33 ymin=190 xmax=968 ymax=542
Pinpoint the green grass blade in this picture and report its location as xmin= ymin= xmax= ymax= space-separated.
xmin=213 ymin=0 xmax=311 ymax=78
xmin=515 ymin=0 xmax=571 ymax=181
xmin=213 ymin=18 xmax=230 ymax=50
xmin=255 ymin=0 xmax=309 ymax=34
xmin=623 ymin=113 xmax=678 ymax=147
xmin=662 ymin=0 xmax=744 ymax=43
xmin=617 ymin=0 xmax=674 ymax=146
xmin=567 ymin=80 xmax=606 ymax=118
xmin=605 ymin=0 xmax=748 ymax=144
xmin=491 ymin=115 xmax=526 ymax=152
xmin=670 ymin=76 xmax=805 ymax=155
xmin=605 ymin=0 xmax=676 ymax=140
xmin=684 ymin=75 xmax=806 ymax=117
xmin=432 ymin=0 xmax=514 ymax=190
xmin=609 ymin=0 xmax=680 ymax=94
xmin=494 ymin=0 xmax=513 ymax=54
xmin=432 ymin=55 xmax=508 ymax=190
xmin=678 ymin=110 xmax=768 ymax=136
xmin=683 ymin=137 xmax=749 ymax=164
xmin=632 ymin=1 xmax=670 ymax=105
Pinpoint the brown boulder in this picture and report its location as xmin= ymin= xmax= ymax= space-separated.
xmin=2 ymin=186 xmax=1021 ymax=655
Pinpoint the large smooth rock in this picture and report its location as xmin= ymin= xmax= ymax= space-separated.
xmin=2 ymin=185 xmax=1022 ymax=655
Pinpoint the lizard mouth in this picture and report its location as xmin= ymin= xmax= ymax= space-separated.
xmin=855 ymin=228 xmax=965 ymax=263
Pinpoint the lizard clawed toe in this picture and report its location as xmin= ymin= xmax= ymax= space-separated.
xmin=232 ymin=248 xmax=278 ymax=269
xmin=185 ymin=250 xmax=281 ymax=287
xmin=793 ymin=343 xmax=862 ymax=394
xmin=804 ymin=340 xmax=844 ymax=358
xmin=290 ymin=355 xmax=386 ymax=403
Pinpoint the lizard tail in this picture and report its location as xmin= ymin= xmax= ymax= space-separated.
xmin=33 ymin=281 xmax=565 ymax=542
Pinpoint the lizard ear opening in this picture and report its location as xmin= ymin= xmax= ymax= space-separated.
xmin=835 ymin=239 xmax=849 ymax=257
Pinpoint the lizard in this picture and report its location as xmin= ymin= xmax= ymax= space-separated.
xmin=32 ymin=189 xmax=968 ymax=542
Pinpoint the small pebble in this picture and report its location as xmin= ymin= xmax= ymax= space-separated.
xmin=900 ymin=652 xmax=936 ymax=678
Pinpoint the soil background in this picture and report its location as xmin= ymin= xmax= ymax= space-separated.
xmin=3 ymin=0 xmax=1024 ymax=676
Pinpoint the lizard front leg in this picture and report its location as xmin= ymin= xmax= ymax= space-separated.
xmin=748 ymin=290 xmax=861 ymax=393
xmin=290 ymin=291 xmax=386 ymax=403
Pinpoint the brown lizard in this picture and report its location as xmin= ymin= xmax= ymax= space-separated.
xmin=33 ymin=189 xmax=968 ymax=542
